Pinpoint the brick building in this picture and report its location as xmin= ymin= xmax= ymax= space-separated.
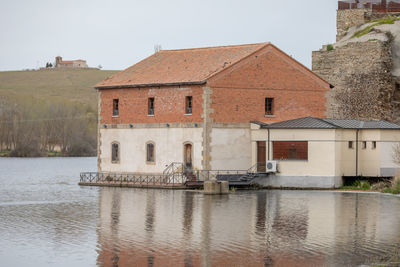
xmin=95 ymin=42 xmax=331 ymax=174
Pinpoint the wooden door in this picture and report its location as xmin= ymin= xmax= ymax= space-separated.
xmin=184 ymin=143 xmax=193 ymax=169
xmin=257 ymin=141 xmax=266 ymax=172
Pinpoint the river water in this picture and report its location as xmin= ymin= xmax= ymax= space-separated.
xmin=0 ymin=157 xmax=400 ymax=266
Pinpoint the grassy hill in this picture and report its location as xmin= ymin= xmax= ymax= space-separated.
xmin=0 ymin=68 xmax=120 ymax=156
xmin=0 ymin=68 xmax=119 ymax=109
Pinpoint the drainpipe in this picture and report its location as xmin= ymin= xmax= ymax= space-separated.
xmin=356 ymin=129 xmax=359 ymax=177
xmin=267 ymin=129 xmax=270 ymax=161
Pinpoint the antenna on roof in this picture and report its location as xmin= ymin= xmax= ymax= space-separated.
xmin=154 ymin=44 xmax=162 ymax=53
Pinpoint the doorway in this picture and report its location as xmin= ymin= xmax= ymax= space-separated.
xmin=184 ymin=143 xmax=193 ymax=169
xmin=257 ymin=141 xmax=266 ymax=172
xmin=183 ymin=143 xmax=194 ymax=181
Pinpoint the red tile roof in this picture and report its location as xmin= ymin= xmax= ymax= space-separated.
xmin=95 ymin=43 xmax=269 ymax=88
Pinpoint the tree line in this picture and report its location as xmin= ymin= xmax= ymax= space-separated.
xmin=0 ymin=98 xmax=97 ymax=157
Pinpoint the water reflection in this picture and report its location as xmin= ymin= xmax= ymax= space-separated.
xmin=96 ymin=189 xmax=400 ymax=266
xmin=0 ymin=157 xmax=98 ymax=267
xmin=2 ymin=157 xmax=399 ymax=267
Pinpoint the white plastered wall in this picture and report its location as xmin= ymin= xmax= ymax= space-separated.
xmin=358 ymin=130 xmax=381 ymax=177
xmin=337 ymin=129 xmax=400 ymax=177
xmin=380 ymin=130 xmax=400 ymax=176
xmin=269 ymin=129 xmax=337 ymax=177
xmin=250 ymin=126 xmax=337 ymax=177
xmin=99 ymin=127 xmax=203 ymax=173
xmin=336 ymin=129 xmax=357 ymax=177
xmin=209 ymin=128 xmax=252 ymax=170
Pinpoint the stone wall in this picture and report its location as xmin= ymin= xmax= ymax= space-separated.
xmin=312 ymin=40 xmax=396 ymax=121
xmin=337 ymin=9 xmax=369 ymax=41
xmin=336 ymin=9 xmax=400 ymax=41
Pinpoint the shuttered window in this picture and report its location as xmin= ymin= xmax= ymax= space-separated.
xmin=273 ymin=141 xmax=308 ymax=160
xmin=111 ymin=142 xmax=120 ymax=163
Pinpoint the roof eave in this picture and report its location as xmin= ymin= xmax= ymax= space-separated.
xmin=261 ymin=126 xmax=338 ymax=129
xmin=95 ymin=80 xmax=207 ymax=90
xmin=251 ymin=121 xmax=269 ymax=127
xmin=261 ymin=126 xmax=400 ymax=130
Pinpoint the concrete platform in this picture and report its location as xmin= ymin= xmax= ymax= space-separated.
xmin=78 ymin=181 xmax=187 ymax=190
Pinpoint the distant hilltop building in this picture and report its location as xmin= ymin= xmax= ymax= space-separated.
xmin=55 ymin=56 xmax=88 ymax=68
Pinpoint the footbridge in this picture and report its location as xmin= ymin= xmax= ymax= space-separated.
xmin=79 ymin=163 xmax=269 ymax=189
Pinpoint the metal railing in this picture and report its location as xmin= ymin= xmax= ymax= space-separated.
xmin=247 ymin=162 xmax=267 ymax=174
xmin=80 ymin=172 xmax=185 ymax=186
xmin=191 ymin=170 xmax=248 ymax=181
xmin=163 ymin=162 xmax=184 ymax=183
xmin=80 ymin=162 xmax=271 ymax=186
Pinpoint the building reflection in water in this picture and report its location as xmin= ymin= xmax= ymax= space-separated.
xmin=183 ymin=192 xmax=194 ymax=267
xmin=96 ymin=188 xmax=400 ymax=266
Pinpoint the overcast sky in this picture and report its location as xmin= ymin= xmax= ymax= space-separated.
xmin=0 ymin=0 xmax=338 ymax=71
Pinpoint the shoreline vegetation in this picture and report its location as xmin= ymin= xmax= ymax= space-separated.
xmin=0 ymin=150 xmax=94 ymax=157
xmin=0 ymin=69 xmax=118 ymax=157
xmin=338 ymin=179 xmax=400 ymax=195
xmin=0 ymin=99 xmax=97 ymax=157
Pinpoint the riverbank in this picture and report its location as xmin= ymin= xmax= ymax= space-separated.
xmin=0 ymin=150 xmax=95 ymax=157
xmin=337 ymin=179 xmax=400 ymax=195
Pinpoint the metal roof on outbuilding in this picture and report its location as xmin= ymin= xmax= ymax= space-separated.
xmin=259 ymin=117 xmax=400 ymax=130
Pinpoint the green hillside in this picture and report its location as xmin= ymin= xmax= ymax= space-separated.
xmin=0 ymin=68 xmax=119 ymax=108
xmin=0 ymin=68 xmax=119 ymax=157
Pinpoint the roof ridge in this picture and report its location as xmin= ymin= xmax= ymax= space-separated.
xmin=268 ymin=116 xmax=314 ymax=125
xmin=202 ymin=42 xmax=271 ymax=81
xmin=159 ymin=42 xmax=269 ymax=53
xmin=319 ymin=118 xmax=344 ymax=128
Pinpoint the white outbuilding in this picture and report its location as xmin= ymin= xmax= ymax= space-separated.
xmin=251 ymin=117 xmax=400 ymax=188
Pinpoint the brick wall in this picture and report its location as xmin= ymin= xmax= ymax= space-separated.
xmin=208 ymin=46 xmax=329 ymax=123
xmin=99 ymin=85 xmax=203 ymax=124
xmin=99 ymin=45 xmax=330 ymax=126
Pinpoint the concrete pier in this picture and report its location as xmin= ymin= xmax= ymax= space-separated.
xmin=203 ymin=180 xmax=229 ymax=195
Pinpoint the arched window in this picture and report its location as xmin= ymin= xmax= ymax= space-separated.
xmin=146 ymin=141 xmax=155 ymax=163
xmin=111 ymin=142 xmax=120 ymax=163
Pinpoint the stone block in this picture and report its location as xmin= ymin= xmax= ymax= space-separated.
xmin=219 ymin=181 xmax=229 ymax=194
xmin=204 ymin=180 xmax=219 ymax=194
xmin=203 ymin=180 xmax=230 ymax=195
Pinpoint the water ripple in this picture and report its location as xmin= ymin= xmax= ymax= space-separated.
xmin=2 ymin=158 xmax=400 ymax=266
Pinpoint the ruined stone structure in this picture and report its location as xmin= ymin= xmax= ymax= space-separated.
xmin=55 ymin=56 xmax=88 ymax=68
xmin=313 ymin=1 xmax=400 ymax=122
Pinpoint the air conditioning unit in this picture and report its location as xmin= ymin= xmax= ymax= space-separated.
xmin=266 ymin=161 xmax=277 ymax=173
